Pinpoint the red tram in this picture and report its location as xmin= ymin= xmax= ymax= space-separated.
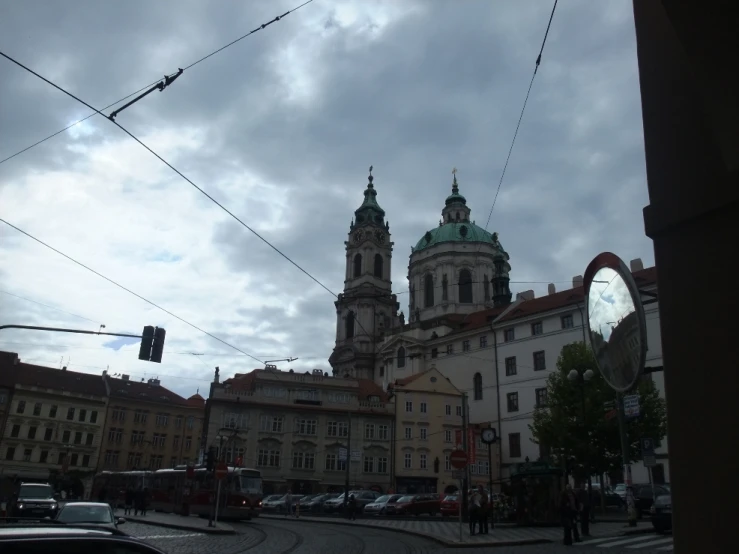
xmin=91 ymin=470 xmax=153 ymax=507
xmin=150 ymin=465 xmax=262 ymax=520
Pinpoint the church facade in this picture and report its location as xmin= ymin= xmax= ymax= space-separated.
xmin=329 ymin=168 xmax=514 ymax=429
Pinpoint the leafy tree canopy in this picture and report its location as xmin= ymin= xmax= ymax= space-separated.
xmin=529 ymin=341 xmax=667 ymax=480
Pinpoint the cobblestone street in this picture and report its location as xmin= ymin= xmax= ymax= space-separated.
xmin=124 ymin=519 xmax=669 ymax=554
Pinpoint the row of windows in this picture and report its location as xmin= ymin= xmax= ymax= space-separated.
xmin=402 ymin=401 xmax=462 ymax=416
xmin=352 ymin=253 xmax=384 ymax=279
xmin=505 ymin=388 xmax=548 ymax=413
xmin=102 ymin=450 xmax=197 ymax=470
xmin=3 ymin=446 xmax=92 ymax=467
xmin=107 ymin=428 xmax=197 ymax=451
xmin=8 ymin=424 xmax=96 ymax=446
xmin=14 ymin=401 xmax=99 ymax=423
xmin=257 ymin=416 xmax=391 ymax=440
xmin=394 ymin=313 xmax=575 ymax=369
xmin=111 ymin=408 xmax=197 ymax=429
xmin=257 ymin=449 xmax=390 ymax=474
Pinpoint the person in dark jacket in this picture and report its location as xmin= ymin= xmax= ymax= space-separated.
xmin=124 ymin=488 xmax=135 ymax=515
xmin=347 ymin=494 xmax=357 ymax=521
xmin=560 ymin=484 xmax=581 ymax=545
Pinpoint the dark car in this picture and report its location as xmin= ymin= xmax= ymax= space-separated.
xmin=0 ymin=525 xmax=166 ymax=554
xmin=55 ymin=502 xmax=126 ymax=531
xmin=650 ymin=493 xmax=672 ymax=533
xmin=633 ymin=484 xmax=671 ymax=517
xmin=10 ymin=483 xmax=59 ymax=520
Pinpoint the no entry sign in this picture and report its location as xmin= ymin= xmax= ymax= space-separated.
xmin=450 ymin=449 xmax=468 ymax=469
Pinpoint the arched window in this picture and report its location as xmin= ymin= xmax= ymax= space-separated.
xmin=483 ymin=274 xmax=490 ymax=301
xmin=473 ymin=372 xmax=482 ymax=400
xmin=459 ymin=269 xmax=473 ymax=303
xmin=397 ymin=346 xmax=406 ymax=368
xmin=353 ymin=254 xmax=362 ymax=278
xmin=424 ymin=274 xmax=434 ymax=307
xmin=345 ymin=311 xmax=355 ymax=339
xmin=374 ymin=254 xmax=383 ymax=278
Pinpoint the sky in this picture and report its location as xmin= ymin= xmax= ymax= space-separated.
xmin=0 ymin=0 xmax=654 ymax=398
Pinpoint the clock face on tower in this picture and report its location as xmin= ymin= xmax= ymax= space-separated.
xmin=374 ymin=230 xmax=385 ymax=244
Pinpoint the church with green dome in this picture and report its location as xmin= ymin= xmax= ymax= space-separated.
xmin=329 ymin=167 xmax=512 ymax=381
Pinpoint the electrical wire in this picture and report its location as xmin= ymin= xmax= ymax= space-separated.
xmin=0 ymin=289 xmax=102 ymax=325
xmin=0 ymin=49 xmax=381 ymax=368
xmin=0 ymin=217 xmax=264 ymax=365
xmin=0 ymin=0 xmax=315 ymax=167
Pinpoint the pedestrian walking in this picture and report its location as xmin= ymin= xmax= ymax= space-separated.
xmin=578 ymin=487 xmax=591 ymax=536
xmin=347 ymin=494 xmax=357 ymax=521
xmin=284 ymin=491 xmax=293 ymax=517
xmin=477 ymin=486 xmax=490 ymax=535
xmin=468 ymin=489 xmax=481 ymax=535
xmin=124 ymin=488 xmax=134 ymax=515
xmin=560 ymin=484 xmax=581 ymax=545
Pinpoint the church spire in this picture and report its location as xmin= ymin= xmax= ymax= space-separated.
xmin=354 ymin=165 xmax=385 ymax=225
xmin=452 ymin=167 xmax=459 ymax=194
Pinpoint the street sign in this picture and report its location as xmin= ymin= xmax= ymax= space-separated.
xmin=450 ymin=449 xmax=468 ymax=469
xmin=215 ymin=462 xmax=228 ymax=480
xmin=604 ymin=409 xmax=618 ymax=421
xmin=624 ymin=394 xmax=640 ymax=418
xmin=641 ymin=437 xmax=657 ymax=467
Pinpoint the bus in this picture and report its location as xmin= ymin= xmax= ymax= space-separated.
xmin=150 ymin=465 xmax=262 ymax=520
xmin=91 ymin=470 xmax=153 ymax=507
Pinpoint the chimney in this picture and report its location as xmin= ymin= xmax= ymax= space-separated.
xmin=61 ymin=366 xmax=67 ymax=371
xmin=121 ymin=374 xmax=130 ymax=381
xmin=573 ymin=275 xmax=584 ymax=288
xmin=516 ymin=290 xmax=535 ymax=301
xmin=630 ymin=258 xmax=644 ymax=272
xmin=547 ymin=283 xmax=556 ymax=295
xmin=147 ymin=378 xmax=161 ymax=386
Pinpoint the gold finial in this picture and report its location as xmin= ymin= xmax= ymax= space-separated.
xmin=451 ymin=167 xmax=459 ymax=192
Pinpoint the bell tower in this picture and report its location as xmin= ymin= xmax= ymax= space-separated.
xmin=329 ymin=167 xmax=400 ymax=380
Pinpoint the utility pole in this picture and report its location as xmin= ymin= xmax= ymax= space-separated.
xmin=461 ymin=393 xmax=469 ymax=522
xmin=344 ymin=411 xmax=351 ymax=511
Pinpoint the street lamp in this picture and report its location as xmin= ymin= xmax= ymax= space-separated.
xmin=568 ymin=368 xmax=594 ymax=535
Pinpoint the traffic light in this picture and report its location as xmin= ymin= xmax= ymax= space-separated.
xmin=206 ymin=446 xmax=216 ymax=472
xmin=150 ymin=327 xmax=166 ymax=364
xmin=138 ymin=326 xmax=155 ymax=361
xmin=138 ymin=326 xmax=166 ymax=363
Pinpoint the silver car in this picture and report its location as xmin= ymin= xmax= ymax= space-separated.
xmin=363 ymin=494 xmax=402 ymax=515
xmin=54 ymin=502 xmax=125 ymax=530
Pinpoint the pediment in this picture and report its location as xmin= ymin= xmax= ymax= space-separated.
xmin=378 ymin=334 xmax=425 ymax=356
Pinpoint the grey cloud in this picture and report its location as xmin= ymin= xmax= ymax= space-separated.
xmin=1 ymin=0 xmax=655 ymax=395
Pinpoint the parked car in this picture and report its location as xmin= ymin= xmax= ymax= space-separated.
xmin=260 ymin=495 xmax=286 ymax=512
xmin=386 ymin=494 xmax=441 ymax=516
xmin=633 ymin=484 xmax=671 ymax=517
xmin=323 ymin=490 xmax=379 ymax=513
xmin=440 ymin=494 xmax=460 ymax=517
xmin=299 ymin=493 xmax=338 ymax=512
xmin=363 ymin=494 xmax=402 ymax=515
xmin=650 ymin=493 xmax=672 ymax=533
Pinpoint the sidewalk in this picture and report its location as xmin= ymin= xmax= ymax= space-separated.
xmin=115 ymin=509 xmax=235 ymax=535
xmin=261 ymin=514 xmax=654 ymax=547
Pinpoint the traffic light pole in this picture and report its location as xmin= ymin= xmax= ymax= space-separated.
xmin=0 ymin=324 xmax=142 ymax=338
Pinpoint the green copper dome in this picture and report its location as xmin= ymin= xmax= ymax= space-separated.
xmin=413 ymin=222 xmax=498 ymax=252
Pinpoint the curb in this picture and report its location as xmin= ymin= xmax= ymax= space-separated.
xmin=260 ymin=514 xmax=552 ymax=548
xmin=123 ymin=516 xmax=235 ymax=535
xmin=620 ymin=525 xmax=655 ymax=536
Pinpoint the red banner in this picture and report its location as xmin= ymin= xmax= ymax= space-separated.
xmin=468 ymin=428 xmax=476 ymax=464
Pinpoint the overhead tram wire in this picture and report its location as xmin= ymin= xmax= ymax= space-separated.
xmin=0 ymin=0 xmax=315 ymax=167
xmin=0 ymin=218 xmax=264 ymax=366
xmin=470 ymin=0 xmax=558 ymax=272
xmin=0 ymin=50 xmax=381 ymax=358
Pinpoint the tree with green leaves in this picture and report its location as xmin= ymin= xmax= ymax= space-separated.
xmin=529 ymin=341 xmax=668 ymax=484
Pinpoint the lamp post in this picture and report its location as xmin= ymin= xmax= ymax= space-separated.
xmin=568 ymin=368 xmax=594 ymax=536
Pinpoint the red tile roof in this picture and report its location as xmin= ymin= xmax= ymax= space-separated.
xmin=14 ymin=361 xmax=107 ymax=397
xmin=393 ymin=372 xmax=427 ymax=387
xmin=223 ymin=369 xmax=389 ymax=401
xmin=187 ymin=393 xmax=205 ymax=408
xmin=496 ymin=266 xmax=657 ymax=324
xmin=106 ymin=376 xmax=190 ymax=406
